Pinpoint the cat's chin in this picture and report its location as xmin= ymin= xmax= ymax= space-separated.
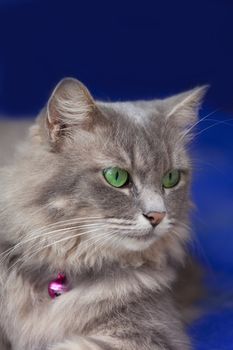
xmin=118 ymin=232 xmax=158 ymax=252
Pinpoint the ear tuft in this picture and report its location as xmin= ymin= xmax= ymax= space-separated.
xmin=165 ymin=85 xmax=209 ymax=127
xmin=47 ymin=78 xmax=96 ymax=143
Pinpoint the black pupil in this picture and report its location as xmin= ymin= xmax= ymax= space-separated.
xmin=169 ymin=172 xmax=172 ymax=181
xmin=115 ymin=171 xmax=119 ymax=181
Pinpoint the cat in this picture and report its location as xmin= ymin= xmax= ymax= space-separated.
xmin=0 ymin=78 xmax=207 ymax=350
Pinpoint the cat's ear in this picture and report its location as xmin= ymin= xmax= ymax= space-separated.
xmin=46 ymin=78 xmax=97 ymax=144
xmin=164 ymin=86 xmax=209 ymax=128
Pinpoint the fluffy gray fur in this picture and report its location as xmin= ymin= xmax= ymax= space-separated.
xmin=0 ymin=78 xmax=207 ymax=350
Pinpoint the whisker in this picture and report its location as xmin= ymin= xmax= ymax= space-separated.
xmin=19 ymin=222 xmax=106 ymax=248
xmin=26 ymin=224 xmax=109 ymax=255
xmin=6 ymin=227 xmax=107 ymax=275
xmin=195 ymin=119 xmax=233 ymax=137
xmin=82 ymin=231 xmax=113 ymax=252
xmin=0 ymin=223 xmax=108 ymax=266
xmin=178 ymin=109 xmax=220 ymax=143
xmin=3 ymin=217 xmax=105 ymax=252
xmin=101 ymin=232 xmax=120 ymax=249
xmin=0 ymin=212 xmax=104 ymax=261
xmin=18 ymin=216 xmax=134 ymax=246
xmin=0 ymin=220 xmax=136 ymax=262
xmin=203 ymin=118 xmax=233 ymax=127
xmin=20 ymin=216 xmax=104 ymax=240
xmin=0 ymin=217 xmax=137 ymax=269
xmin=191 ymin=158 xmax=226 ymax=175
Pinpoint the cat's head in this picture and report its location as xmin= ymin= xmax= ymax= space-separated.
xmin=1 ymin=78 xmax=207 ymax=274
xmin=29 ymin=78 xmax=206 ymax=256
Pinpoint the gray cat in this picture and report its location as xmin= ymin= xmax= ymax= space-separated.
xmin=0 ymin=78 xmax=206 ymax=350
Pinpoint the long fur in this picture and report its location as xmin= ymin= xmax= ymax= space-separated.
xmin=0 ymin=79 xmax=206 ymax=350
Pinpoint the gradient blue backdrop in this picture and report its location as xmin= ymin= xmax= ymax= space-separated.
xmin=0 ymin=1 xmax=233 ymax=349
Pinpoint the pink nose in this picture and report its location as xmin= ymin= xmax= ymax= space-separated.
xmin=143 ymin=211 xmax=166 ymax=226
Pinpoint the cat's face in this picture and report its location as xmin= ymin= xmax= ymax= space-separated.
xmin=33 ymin=79 xmax=206 ymax=254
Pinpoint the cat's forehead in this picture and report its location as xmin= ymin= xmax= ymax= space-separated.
xmin=93 ymin=101 xmax=184 ymax=172
xmin=98 ymin=100 xmax=168 ymax=147
xmin=70 ymin=100 xmax=188 ymax=172
xmin=97 ymin=100 xmax=164 ymax=146
xmin=98 ymin=100 xmax=159 ymax=125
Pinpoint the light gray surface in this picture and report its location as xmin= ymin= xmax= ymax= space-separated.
xmin=0 ymin=119 xmax=32 ymax=167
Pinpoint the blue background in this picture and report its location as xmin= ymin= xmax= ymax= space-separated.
xmin=0 ymin=0 xmax=233 ymax=348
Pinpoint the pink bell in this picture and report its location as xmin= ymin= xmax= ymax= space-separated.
xmin=48 ymin=273 xmax=69 ymax=299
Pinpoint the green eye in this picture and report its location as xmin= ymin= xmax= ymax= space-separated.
xmin=103 ymin=167 xmax=129 ymax=188
xmin=162 ymin=169 xmax=181 ymax=189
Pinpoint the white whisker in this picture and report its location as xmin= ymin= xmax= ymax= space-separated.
xmin=6 ymin=227 xmax=107 ymax=275
xmin=178 ymin=109 xmax=220 ymax=143
xmin=0 ymin=223 xmax=108 ymax=266
xmin=195 ymin=119 xmax=233 ymax=137
xmin=20 ymin=216 xmax=104 ymax=241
